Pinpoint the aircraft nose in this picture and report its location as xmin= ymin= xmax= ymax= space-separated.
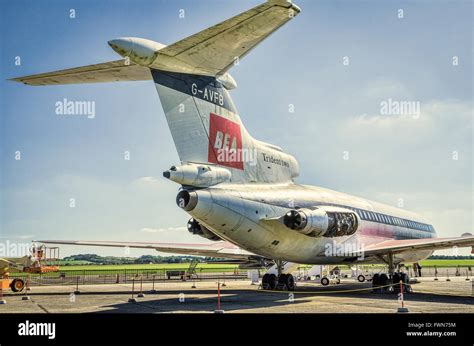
xmin=107 ymin=38 xmax=133 ymax=57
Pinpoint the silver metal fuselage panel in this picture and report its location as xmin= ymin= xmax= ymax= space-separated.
xmin=186 ymin=183 xmax=435 ymax=265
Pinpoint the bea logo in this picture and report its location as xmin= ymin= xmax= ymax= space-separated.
xmin=208 ymin=112 xmax=243 ymax=170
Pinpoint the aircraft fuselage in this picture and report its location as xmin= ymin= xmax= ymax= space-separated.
xmin=183 ymin=183 xmax=436 ymax=265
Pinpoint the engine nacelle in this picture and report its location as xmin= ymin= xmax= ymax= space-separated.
xmin=283 ymin=207 xmax=358 ymax=238
xmin=164 ymin=163 xmax=231 ymax=187
xmin=187 ymin=218 xmax=221 ymax=241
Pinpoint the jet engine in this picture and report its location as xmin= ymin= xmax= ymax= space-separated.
xmin=187 ymin=218 xmax=221 ymax=241
xmin=283 ymin=207 xmax=358 ymax=238
xmin=164 ymin=163 xmax=231 ymax=187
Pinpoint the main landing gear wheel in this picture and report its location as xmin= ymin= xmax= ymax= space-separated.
xmin=392 ymin=272 xmax=411 ymax=293
xmin=286 ymin=274 xmax=296 ymax=291
xmin=263 ymin=273 xmax=295 ymax=291
xmin=378 ymin=273 xmax=389 ymax=286
xmin=278 ymin=274 xmax=296 ymax=291
xmin=372 ymin=273 xmax=380 ymax=286
xmin=10 ymin=278 xmax=25 ymax=292
xmin=262 ymin=273 xmax=277 ymax=290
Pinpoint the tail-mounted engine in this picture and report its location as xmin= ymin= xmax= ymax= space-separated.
xmin=163 ymin=163 xmax=231 ymax=187
xmin=283 ymin=207 xmax=359 ymax=238
xmin=187 ymin=218 xmax=221 ymax=241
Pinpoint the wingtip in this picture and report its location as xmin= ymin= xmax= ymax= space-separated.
xmin=268 ymin=0 xmax=301 ymax=13
xmin=7 ymin=77 xmax=28 ymax=85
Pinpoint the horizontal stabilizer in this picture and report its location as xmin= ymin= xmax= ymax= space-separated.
xmin=10 ymin=1 xmax=301 ymax=85
xmin=10 ymin=60 xmax=152 ymax=86
xmin=156 ymin=0 xmax=301 ymax=76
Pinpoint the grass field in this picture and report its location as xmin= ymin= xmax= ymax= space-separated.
xmin=50 ymin=259 xmax=474 ymax=272
xmin=55 ymin=263 xmax=240 ymax=272
xmin=9 ymin=263 xmax=242 ymax=278
xmin=8 ymin=259 xmax=473 ymax=278
xmin=419 ymin=259 xmax=474 ymax=267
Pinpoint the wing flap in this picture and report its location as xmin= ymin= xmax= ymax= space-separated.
xmin=10 ymin=60 xmax=152 ymax=86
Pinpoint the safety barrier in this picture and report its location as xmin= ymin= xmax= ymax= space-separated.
xmin=8 ymin=267 xmax=249 ymax=287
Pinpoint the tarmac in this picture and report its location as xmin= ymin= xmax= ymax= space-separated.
xmin=0 ymin=277 xmax=472 ymax=313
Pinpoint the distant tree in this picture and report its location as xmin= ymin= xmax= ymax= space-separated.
xmin=62 ymin=254 xmax=209 ymax=265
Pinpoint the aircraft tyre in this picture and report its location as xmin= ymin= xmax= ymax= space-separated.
xmin=285 ymin=274 xmax=296 ymax=291
xmin=372 ymin=273 xmax=380 ymax=287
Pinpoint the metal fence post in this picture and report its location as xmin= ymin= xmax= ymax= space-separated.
xmin=128 ymin=278 xmax=137 ymax=303
xmin=22 ymin=275 xmax=31 ymax=301
xmin=150 ymin=275 xmax=156 ymax=294
xmin=137 ymin=276 xmax=145 ymax=298
xmin=74 ymin=276 xmax=80 ymax=294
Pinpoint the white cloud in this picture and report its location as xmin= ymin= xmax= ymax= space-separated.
xmin=364 ymin=78 xmax=410 ymax=99
xmin=347 ymin=99 xmax=471 ymax=128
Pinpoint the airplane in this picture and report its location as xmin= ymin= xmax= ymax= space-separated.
xmin=10 ymin=0 xmax=473 ymax=291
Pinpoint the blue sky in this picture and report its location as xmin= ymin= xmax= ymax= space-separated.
xmin=0 ymin=0 xmax=472 ymax=257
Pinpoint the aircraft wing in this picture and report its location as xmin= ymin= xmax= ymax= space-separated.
xmin=36 ymin=239 xmax=258 ymax=260
xmin=362 ymin=235 xmax=474 ymax=256
xmin=10 ymin=60 xmax=152 ymax=86
xmin=157 ymin=0 xmax=301 ymax=76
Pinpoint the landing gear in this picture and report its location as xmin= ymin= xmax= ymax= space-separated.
xmin=278 ymin=273 xmax=296 ymax=291
xmin=262 ymin=273 xmax=295 ymax=291
xmin=372 ymin=253 xmax=413 ymax=293
xmin=262 ymin=273 xmax=277 ymax=290
xmin=261 ymin=260 xmax=296 ymax=291
xmin=392 ymin=272 xmax=411 ymax=293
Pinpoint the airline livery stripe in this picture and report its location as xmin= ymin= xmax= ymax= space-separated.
xmin=151 ymin=69 xmax=237 ymax=113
